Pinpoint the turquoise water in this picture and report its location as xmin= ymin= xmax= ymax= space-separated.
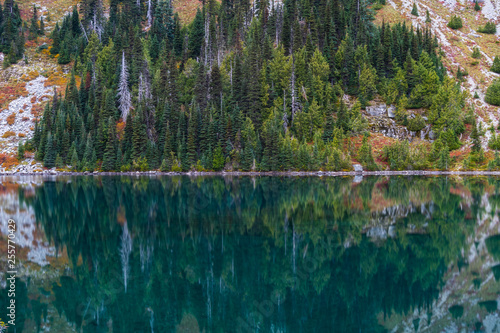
xmin=1 ymin=176 xmax=500 ymax=332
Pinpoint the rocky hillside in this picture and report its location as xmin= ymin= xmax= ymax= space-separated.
xmin=0 ymin=0 xmax=76 ymax=172
xmin=375 ymin=0 xmax=500 ymax=149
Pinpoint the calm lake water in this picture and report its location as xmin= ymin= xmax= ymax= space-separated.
xmin=1 ymin=176 xmax=500 ymax=332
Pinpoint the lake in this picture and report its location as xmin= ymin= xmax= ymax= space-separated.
xmin=0 ymin=175 xmax=500 ymax=332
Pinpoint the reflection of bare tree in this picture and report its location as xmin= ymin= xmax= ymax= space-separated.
xmin=140 ymin=240 xmax=154 ymax=273
xmin=120 ymin=222 xmax=133 ymax=292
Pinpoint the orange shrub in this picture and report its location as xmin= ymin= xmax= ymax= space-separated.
xmin=30 ymin=96 xmax=37 ymax=104
xmin=22 ymin=117 xmax=30 ymax=121
xmin=2 ymin=156 xmax=19 ymax=169
xmin=18 ymin=133 xmax=26 ymax=138
xmin=6 ymin=113 xmax=15 ymax=125
xmin=31 ymin=104 xmax=43 ymax=117
xmin=116 ymin=121 xmax=126 ymax=140
xmin=2 ymin=131 xmax=15 ymax=138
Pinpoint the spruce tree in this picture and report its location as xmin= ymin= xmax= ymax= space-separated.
xmin=491 ymin=56 xmax=500 ymax=74
xmin=44 ymin=133 xmax=56 ymax=168
xmin=102 ymin=117 xmax=116 ymax=171
xmin=471 ymin=47 xmax=481 ymax=59
xmin=70 ymin=147 xmax=79 ymax=170
xmin=39 ymin=17 xmax=44 ymax=35
xmin=17 ymin=141 xmax=24 ymax=160
xmin=213 ymin=145 xmax=225 ymax=171
xmin=486 ymin=79 xmax=500 ymax=106
xmin=471 ymin=118 xmax=481 ymax=153
xmin=411 ymin=2 xmax=418 ymax=16
xmin=425 ymin=9 xmax=431 ymax=23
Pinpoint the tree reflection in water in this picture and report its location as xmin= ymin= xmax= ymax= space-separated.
xmin=2 ymin=175 xmax=500 ymax=332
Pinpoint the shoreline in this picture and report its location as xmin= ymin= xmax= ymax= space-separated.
xmin=2 ymin=170 xmax=500 ymax=176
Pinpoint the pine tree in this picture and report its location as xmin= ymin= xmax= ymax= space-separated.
xmin=17 ymin=141 xmax=24 ymax=160
xmin=102 ymin=117 xmax=116 ymax=171
xmin=39 ymin=17 xmax=44 ymax=35
xmin=425 ymin=9 xmax=431 ymax=23
xmin=486 ymin=79 xmax=500 ymax=106
xmin=44 ymin=133 xmax=56 ymax=168
xmin=55 ymin=154 xmax=64 ymax=168
xmin=186 ymin=111 xmax=198 ymax=167
xmin=70 ymin=146 xmax=79 ymax=170
xmin=29 ymin=5 xmax=39 ymax=40
xmin=471 ymin=47 xmax=481 ymax=59
xmin=132 ymin=111 xmax=147 ymax=161
xmin=491 ymin=56 xmax=500 ymax=74
xmin=471 ymin=117 xmax=481 ymax=153
xmin=436 ymin=145 xmax=450 ymax=170
xmin=474 ymin=0 xmax=481 ymax=11
xmin=447 ymin=16 xmax=463 ymax=30
xmin=213 ymin=145 xmax=225 ymax=171
xmin=411 ymin=2 xmax=418 ymax=16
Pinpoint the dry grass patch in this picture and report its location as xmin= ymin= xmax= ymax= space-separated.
xmin=44 ymin=74 xmax=68 ymax=87
xmin=172 ymin=0 xmax=203 ymax=23
xmin=2 ymin=131 xmax=16 ymax=138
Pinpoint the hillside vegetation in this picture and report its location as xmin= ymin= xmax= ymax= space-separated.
xmin=2 ymin=0 xmax=500 ymax=172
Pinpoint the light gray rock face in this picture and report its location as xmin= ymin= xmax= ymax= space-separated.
xmin=366 ymin=104 xmax=387 ymax=117
xmin=428 ymin=129 xmax=437 ymax=140
xmin=353 ymin=164 xmax=363 ymax=172
xmin=368 ymin=117 xmax=415 ymax=141
xmin=420 ymin=124 xmax=435 ymax=141
xmin=387 ymin=105 xmax=396 ymax=118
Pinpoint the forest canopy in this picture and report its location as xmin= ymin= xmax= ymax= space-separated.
xmin=30 ymin=0 xmax=468 ymax=172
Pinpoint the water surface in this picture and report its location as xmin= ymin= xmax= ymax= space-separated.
xmin=1 ymin=176 xmax=500 ymax=332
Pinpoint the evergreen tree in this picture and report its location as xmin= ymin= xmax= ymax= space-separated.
xmin=425 ymin=9 xmax=431 ymax=23
xmin=44 ymin=133 xmax=56 ymax=168
xmin=17 ymin=141 xmax=24 ymax=160
xmin=411 ymin=2 xmax=418 ymax=16
xmin=471 ymin=47 xmax=481 ymax=59
xmin=213 ymin=145 xmax=225 ymax=171
xmin=39 ymin=17 xmax=44 ymax=35
xmin=491 ymin=56 xmax=500 ymax=74
xmin=486 ymin=79 xmax=500 ymax=106
xmin=102 ymin=117 xmax=116 ymax=171
xmin=475 ymin=0 xmax=481 ymax=11
xmin=436 ymin=145 xmax=450 ymax=170
xmin=70 ymin=146 xmax=79 ymax=170
xmin=29 ymin=5 xmax=39 ymax=40
xmin=447 ymin=16 xmax=463 ymax=29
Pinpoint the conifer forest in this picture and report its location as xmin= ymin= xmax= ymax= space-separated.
xmin=3 ymin=0 xmax=500 ymax=172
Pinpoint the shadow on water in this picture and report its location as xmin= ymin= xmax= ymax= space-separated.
xmin=2 ymin=175 xmax=500 ymax=332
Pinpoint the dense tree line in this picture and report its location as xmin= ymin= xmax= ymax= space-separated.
xmin=30 ymin=0 xmax=468 ymax=171
xmin=0 ymin=0 xmax=25 ymax=67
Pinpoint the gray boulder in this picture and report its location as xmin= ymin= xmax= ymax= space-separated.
xmin=387 ymin=105 xmax=396 ymax=118
xmin=353 ymin=164 xmax=363 ymax=172
xmin=366 ymin=104 xmax=387 ymax=117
